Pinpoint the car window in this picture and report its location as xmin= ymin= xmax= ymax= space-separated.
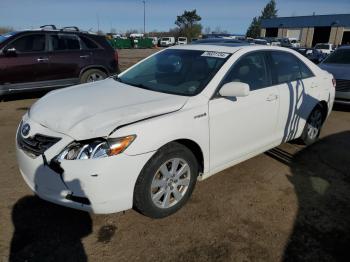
xmin=80 ymin=36 xmax=99 ymax=49
xmin=7 ymin=34 xmax=45 ymax=52
xmin=323 ymin=49 xmax=350 ymax=64
xmin=50 ymin=34 xmax=81 ymax=51
xmin=271 ymin=51 xmax=302 ymax=84
xmin=299 ymin=61 xmax=314 ymax=79
xmin=222 ymin=51 xmax=271 ymax=91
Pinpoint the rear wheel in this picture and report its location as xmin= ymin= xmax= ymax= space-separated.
xmin=301 ymin=105 xmax=325 ymax=145
xmin=80 ymin=69 xmax=107 ymax=83
xmin=133 ymin=142 xmax=198 ymax=218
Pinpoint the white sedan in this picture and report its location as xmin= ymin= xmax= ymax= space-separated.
xmin=16 ymin=44 xmax=335 ymax=218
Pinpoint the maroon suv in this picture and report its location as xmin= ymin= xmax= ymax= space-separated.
xmin=0 ymin=25 xmax=119 ymax=96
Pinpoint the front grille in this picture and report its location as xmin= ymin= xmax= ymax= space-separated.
xmin=336 ymin=79 xmax=350 ymax=92
xmin=17 ymin=132 xmax=61 ymax=157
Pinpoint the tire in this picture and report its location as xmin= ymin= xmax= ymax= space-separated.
xmin=133 ymin=142 xmax=198 ymax=218
xmin=80 ymin=69 xmax=107 ymax=84
xmin=301 ymin=105 xmax=325 ymax=145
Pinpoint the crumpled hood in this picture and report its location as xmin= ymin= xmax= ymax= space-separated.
xmin=319 ymin=63 xmax=350 ymax=80
xmin=29 ymin=78 xmax=188 ymax=140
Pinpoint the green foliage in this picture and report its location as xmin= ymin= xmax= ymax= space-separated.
xmin=246 ymin=17 xmax=261 ymax=39
xmin=261 ymin=0 xmax=278 ymax=19
xmin=175 ymin=9 xmax=202 ymax=40
xmin=246 ymin=0 xmax=278 ymax=38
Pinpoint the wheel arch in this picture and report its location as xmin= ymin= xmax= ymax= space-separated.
xmin=79 ymin=65 xmax=109 ymax=79
xmin=171 ymin=139 xmax=204 ymax=174
xmin=317 ymin=100 xmax=329 ymax=122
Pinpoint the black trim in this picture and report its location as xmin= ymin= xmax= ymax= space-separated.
xmin=66 ymin=194 xmax=91 ymax=205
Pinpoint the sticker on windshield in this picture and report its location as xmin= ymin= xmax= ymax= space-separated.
xmin=201 ymin=51 xmax=229 ymax=59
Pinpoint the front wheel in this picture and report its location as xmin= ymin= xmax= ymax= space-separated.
xmin=301 ymin=105 xmax=325 ymax=145
xmin=133 ymin=143 xmax=198 ymax=218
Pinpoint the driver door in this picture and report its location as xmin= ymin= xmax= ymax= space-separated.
xmin=209 ymin=51 xmax=279 ymax=172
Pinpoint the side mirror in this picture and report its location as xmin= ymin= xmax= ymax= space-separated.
xmin=219 ymin=82 xmax=250 ymax=97
xmin=3 ymin=47 xmax=17 ymax=56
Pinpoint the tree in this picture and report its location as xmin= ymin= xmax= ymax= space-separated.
xmin=246 ymin=0 xmax=278 ymax=38
xmin=261 ymin=0 xmax=278 ymax=19
xmin=246 ymin=17 xmax=261 ymax=38
xmin=175 ymin=9 xmax=202 ymax=39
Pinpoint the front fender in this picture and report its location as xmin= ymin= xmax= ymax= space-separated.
xmin=112 ymin=104 xmax=210 ymax=175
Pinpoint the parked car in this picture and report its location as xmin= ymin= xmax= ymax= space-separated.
xmin=192 ymin=38 xmax=247 ymax=45
xmin=278 ymin=38 xmax=293 ymax=48
xmin=177 ymin=37 xmax=188 ymax=45
xmin=16 ymin=44 xmax=335 ymax=218
xmin=160 ymin=37 xmax=175 ymax=47
xmin=292 ymin=47 xmax=327 ymax=64
xmin=314 ymin=43 xmax=335 ymax=54
xmin=319 ymin=46 xmax=350 ymax=104
xmin=0 ymin=25 xmax=119 ymax=96
xmin=289 ymin=38 xmax=301 ymax=48
xmin=253 ymin=39 xmax=268 ymax=45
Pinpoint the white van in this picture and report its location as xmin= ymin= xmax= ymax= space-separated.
xmin=177 ymin=37 xmax=188 ymax=45
xmin=160 ymin=37 xmax=175 ymax=47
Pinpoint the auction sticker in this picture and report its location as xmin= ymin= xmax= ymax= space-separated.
xmin=201 ymin=51 xmax=230 ymax=59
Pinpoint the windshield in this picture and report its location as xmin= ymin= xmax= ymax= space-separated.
xmin=0 ymin=31 xmax=17 ymax=44
xmin=117 ymin=49 xmax=231 ymax=96
xmin=315 ymin=44 xmax=329 ymax=49
xmin=162 ymin=38 xmax=170 ymax=41
xmin=323 ymin=49 xmax=350 ymax=64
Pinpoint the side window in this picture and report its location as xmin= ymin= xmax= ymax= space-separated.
xmin=271 ymin=51 xmax=302 ymax=84
xmin=7 ymin=34 xmax=46 ymax=53
xmin=223 ymin=52 xmax=271 ymax=91
xmin=49 ymin=34 xmax=81 ymax=51
xmin=80 ymin=36 xmax=99 ymax=49
xmin=299 ymin=61 xmax=314 ymax=79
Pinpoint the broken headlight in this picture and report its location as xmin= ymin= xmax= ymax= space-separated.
xmin=57 ymin=135 xmax=136 ymax=161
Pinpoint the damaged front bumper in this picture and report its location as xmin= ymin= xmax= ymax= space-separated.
xmin=16 ymin=116 xmax=154 ymax=214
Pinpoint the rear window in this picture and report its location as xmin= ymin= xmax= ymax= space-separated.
xmin=162 ymin=38 xmax=170 ymax=41
xmin=80 ymin=35 xmax=99 ymax=49
xmin=323 ymin=49 xmax=350 ymax=64
xmin=50 ymin=34 xmax=81 ymax=51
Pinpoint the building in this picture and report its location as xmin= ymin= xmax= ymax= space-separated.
xmin=261 ymin=14 xmax=350 ymax=47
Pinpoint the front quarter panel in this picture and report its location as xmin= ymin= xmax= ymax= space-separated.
xmin=111 ymin=97 xmax=210 ymax=176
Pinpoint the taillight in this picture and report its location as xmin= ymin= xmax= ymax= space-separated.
xmin=332 ymin=78 xmax=336 ymax=88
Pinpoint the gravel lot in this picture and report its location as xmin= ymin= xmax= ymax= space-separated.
xmin=1 ymin=48 xmax=350 ymax=262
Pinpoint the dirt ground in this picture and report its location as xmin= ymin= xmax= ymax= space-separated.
xmin=1 ymin=48 xmax=350 ymax=262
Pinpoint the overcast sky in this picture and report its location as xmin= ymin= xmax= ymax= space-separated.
xmin=1 ymin=0 xmax=350 ymax=34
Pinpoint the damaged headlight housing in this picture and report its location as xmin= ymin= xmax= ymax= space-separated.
xmin=57 ymin=135 xmax=136 ymax=161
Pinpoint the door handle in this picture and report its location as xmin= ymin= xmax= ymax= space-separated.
xmin=80 ymin=55 xmax=90 ymax=59
xmin=37 ymin=57 xmax=49 ymax=62
xmin=266 ymin=94 xmax=278 ymax=101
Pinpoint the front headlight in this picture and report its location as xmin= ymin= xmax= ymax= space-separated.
xmin=57 ymin=135 xmax=136 ymax=161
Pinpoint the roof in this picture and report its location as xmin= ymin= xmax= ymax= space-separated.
xmin=261 ymin=14 xmax=350 ymax=28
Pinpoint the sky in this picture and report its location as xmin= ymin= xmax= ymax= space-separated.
xmin=1 ymin=0 xmax=350 ymax=34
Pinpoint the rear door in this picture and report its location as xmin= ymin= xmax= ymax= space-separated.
xmin=209 ymin=51 xmax=279 ymax=171
xmin=0 ymin=33 xmax=48 ymax=85
xmin=47 ymin=33 xmax=91 ymax=81
xmin=268 ymin=51 xmax=319 ymax=143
